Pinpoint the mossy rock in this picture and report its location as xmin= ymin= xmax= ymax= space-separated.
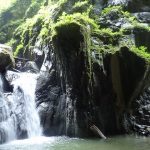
xmin=110 ymin=46 xmax=147 ymax=108
xmin=52 ymin=22 xmax=85 ymax=76
xmin=133 ymin=27 xmax=150 ymax=52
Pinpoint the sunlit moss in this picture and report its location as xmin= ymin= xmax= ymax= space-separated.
xmin=101 ymin=5 xmax=122 ymax=15
xmin=14 ymin=44 xmax=24 ymax=56
xmin=72 ymin=0 xmax=89 ymax=13
xmin=101 ymin=5 xmax=137 ymax=25
xmin=130 ymin=46 xmax=150 ymax=63
xmin=52 ymin=12 xmax=99 ymax=37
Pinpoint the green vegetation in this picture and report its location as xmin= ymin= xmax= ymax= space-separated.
xmin=24 ymin=0 xmax=45 ymax=18
xmin=72 ymin=0 xmax=89 ymax=13
xmin=130 ymin=46 xmax=150 ymax=62
xmin=0 ymin=0 xmax=45 ymax=44
xmin=101 ymin=5 xmax=122 ymax=16
xmin=0 ymin=0 xmax=149 ymax=65
xmin=52 ymin=12 xmax=99 ymax=36
xmin=14 ymin=44 xmax=24 ymax=56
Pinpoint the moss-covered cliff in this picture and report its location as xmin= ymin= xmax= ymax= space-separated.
xmin=0 ymin=0 xmax=150 ymax=137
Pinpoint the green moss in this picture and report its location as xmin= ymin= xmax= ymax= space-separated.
xmin=93 ymin=28 xmax=122 ymax=41
xmin=122 ymin=11 xmax=137 ymax=22
xmin=52 ymin=12 xmax=99 ymax=37
xmin=39 ymin=27 xmax=50 ymax=38
xmin=130 ymin=46 xmax=150 ymax=63
xmin=101 ymin=5 xmax=122 ymax=15
xmin=10 ymin=0 xmax=94 ymax=57
xmin=9 ymin=0 xmax=150 ymax=68
xmin=101 ymin=5 xmax=138 ymax=26
xmin=121 ymin=23 xmax=150 ymax=36
xmin=72 ymin=0 xmax=89 ymax=13
xmin=74 ymin=1 xmax=88 ymax=8
xmin=14 ymin=44 xmax=24 ymax=56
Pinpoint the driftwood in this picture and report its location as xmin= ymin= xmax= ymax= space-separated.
xmin=90 ymin=124 xmax=107 ymax=139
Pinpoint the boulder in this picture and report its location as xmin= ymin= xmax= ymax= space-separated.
xmin=126 ymin=0 xmax=150 ymax=12
xmin=107 ymin=0 xmax=150 ymax=12
xmin=134 ymin=12 xmax=150 ymax=23
xmin=0 ymin=44 xmax=15 ymax=73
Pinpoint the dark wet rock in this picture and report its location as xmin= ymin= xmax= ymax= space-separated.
xmin=126 ymin=0 xmax=150 ymax=12
xmin=132 ymin=27 xmax=150 ymax=51
xmin=98 ymin=46 xmax=148 ymax=134
xmin=108 ymin=0 xmax=150 ymax=13
xmin=126 ymin=86 xmax=150 ymax=136
xmin=1 ymin=73 xmax=13 ymax=93
xmin=98 ymin=7 xmax=131 ymax=31
xmin=36 ymin=70 xmax=66 ymax=136
xmin=21 ymin=61 xmax=39 ymax=73
xmin=0 ymin=44 xmax=15 ymax=73
xmin=36 ymin=22 xmax=119 ymax=137
xmin=0 ymin=128 xmax=6 ymax=144
xmin=134 ymin=12 xmax=150 ymax=23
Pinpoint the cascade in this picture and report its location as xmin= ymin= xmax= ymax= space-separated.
xmin=0 ymin=74 xmax=16 ymax=143
xmin=0 ymin=72 xmax=42 ymax=144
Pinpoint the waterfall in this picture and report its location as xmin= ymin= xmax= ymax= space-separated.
xmin=0 ymin=72 xmax=42 ymax=144
xmin=0 ymin=74 xmax=17 ymax=143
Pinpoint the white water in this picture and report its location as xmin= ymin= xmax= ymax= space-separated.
xmin=12 ymin=73 xmax=42 ymax=137
xmin=0 ymin=72 xmax=42 ymax=143
xmin=110 ymin=0 xmax=127 ymax=5
xmin=0 ymin=75 xmax=17 ymax=142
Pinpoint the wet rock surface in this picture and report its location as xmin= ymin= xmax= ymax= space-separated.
xmin=134 ymin=12 xmax=150 ymax=23
xmin=36 ymin=23 xmax=118 ymax=137
xmin=108 ymin=0 xmax=150 ymax=12
xmin=126 ymin=87 xmax=150 ymax=136
xmin=34 ymin=1 xmax=150 ymax=137
xmin=0 ymin=44 xmax=15 ymax=73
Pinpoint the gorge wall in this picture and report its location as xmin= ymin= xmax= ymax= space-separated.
xmin=0 ymin=0 xmax=150 ymax=138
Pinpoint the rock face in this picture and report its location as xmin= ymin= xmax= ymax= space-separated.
xmin=0 ymin=44 xmax=15 ymax=73
xmin=2 ymin=0 xmax=150 ymax=137
xmin=126 ymin=0 xmax=150 ymax=12
xmin=35 ymin=22 xmax=150 ymax=137
xmin=34 ymin=1 xmax=150 ymax=137
xmin=108 ymin=0 xmax=150 ymax=12
xmin=134 ymin=12 xmax=150 ymax=23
